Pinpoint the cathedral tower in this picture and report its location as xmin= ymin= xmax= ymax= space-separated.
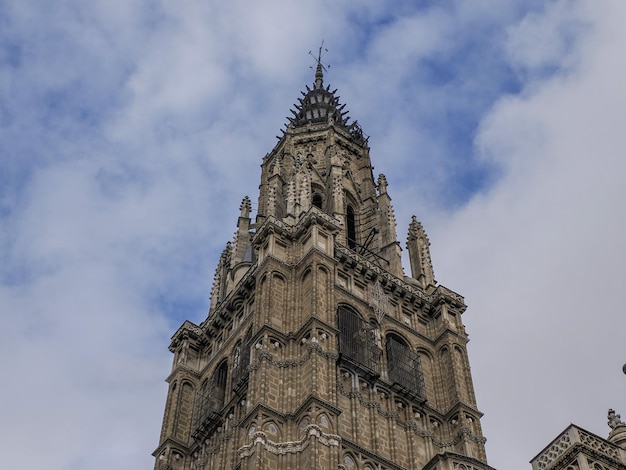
xmin=153 ymin=61 xmax=493 ymax=470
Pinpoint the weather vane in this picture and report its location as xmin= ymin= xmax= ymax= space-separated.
xmin=309 ymin=40 xmax=330 ymax=72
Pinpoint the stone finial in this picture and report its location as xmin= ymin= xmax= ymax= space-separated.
xmin=240 ymin=196 xmax=251 ymax=218
xmin=377 ymin=174 xmax=388 ymax=195
xmin=609 ymin=409 xmax=625 ymax=429
xmin=408 ymin=215 xmax=420 ymax=238
xmin=608 ymin=408 xmax=626 ymax=449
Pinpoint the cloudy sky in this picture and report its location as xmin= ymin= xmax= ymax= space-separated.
xmin=1 ymin=1 xmax=625 ymax=469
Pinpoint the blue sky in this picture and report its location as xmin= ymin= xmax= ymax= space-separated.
xmin=1 ymin=1 xmax=625 ymax=469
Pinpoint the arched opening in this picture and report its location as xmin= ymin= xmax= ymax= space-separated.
xmin=312 ymin=193 xmax=323 ymax=209
xmin=212 ymin=361 xmax=228 ymax=408
xmin=192 ymin=364 xmax=227 ymax=441
xmin=232 ymin=328 xmax=253 ymax=391
xmin=347 ymin=205 xmax=356 ymax=249
xmin=337 ymin=305 xmax=381 ymax=377
xmin=386 ymin=333 xmax=426 ymax=401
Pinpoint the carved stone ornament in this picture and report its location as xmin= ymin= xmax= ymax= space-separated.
xmin=608 ymin=408 xmax=625 ymax=429
xmin=367 ymin=281 xmax=390 ymax=323
xmin=237 ymin=425 xmax=341 ymax=458
xmin=377 ymin=173 xmax=388 ymax=195
xmin=239 ymin=196 xmax=251 ymax=218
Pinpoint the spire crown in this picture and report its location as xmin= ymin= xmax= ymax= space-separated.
xmin=283 ymin=47 xmax=368 ymax=146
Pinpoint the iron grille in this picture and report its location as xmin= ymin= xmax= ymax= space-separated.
xmin=337 ymin=306 xmax=381 ymax=377
xmin=231 ymin=339 xmax=252 ymax=391
xmin=192 ymin=365 xmax=227 ymax=440
xmin=386 ymin=338 xmax=426 ymax=401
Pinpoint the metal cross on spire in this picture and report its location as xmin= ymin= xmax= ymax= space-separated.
xmin=309 ymin=40 xmax=330 ymax=70
xmin=309 ymin=40 xmax=330 ymax=89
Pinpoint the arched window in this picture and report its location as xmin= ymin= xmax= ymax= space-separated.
xmin=346 ymin=205 xmax=357 ymax=249
xmin=337 ymin=306 xmax=381 ymax=376
xmin=193 ymin=362 xmax=227 ymax=440
xmin=232 ymin=328 xmax=252 ymax=392
xmin=212 ymin=361 xmax=228 ymax=407
xmin=312 ymin=193 xmax=323 ymax=209
xmin=343 ymin=454 xmax=356 ymax=469
xmin=386 ymin=333 xmax=426 ymax=401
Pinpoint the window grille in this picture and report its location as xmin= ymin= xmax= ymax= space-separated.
xmin=337 ymin=306 xmax=381 ymax=377
xmin=192 ymin=362 xmax=228 ymax=440
xmin=232 ymin=333 xmax=252 ymax=391
xmin=386 ymin=336 xmax=426 ymax=401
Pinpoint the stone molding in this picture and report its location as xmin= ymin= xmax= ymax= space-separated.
xmin=237 ymin=425 xmax=341 ymax=458
xmin=253 ymin=341 xmax=339 ymax=370
xmin=336 ymin=380 xmax=486 ymax=449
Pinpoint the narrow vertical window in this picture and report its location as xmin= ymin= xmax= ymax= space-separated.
xmin=312 ymin=193 xmax=323 ymax=209
xmin=213 ymin=361 xmax=228 ymax=407
xmin=232 ymin=329 xmax=252 ymax=391
xmin=347 ymin=205 xmax=356 ymax=249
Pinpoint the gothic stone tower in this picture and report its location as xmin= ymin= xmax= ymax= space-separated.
xmin=153 ymin=63 xmax=493 ymax=470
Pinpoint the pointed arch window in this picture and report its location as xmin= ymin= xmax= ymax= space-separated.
xmin=385 ymin=334 xmax=426 ymax=401
xmin=312 ymin=193 xmax=323 ymax=209
xmin=346 ymin=205 xmax=357 ymax=249
xmin=232 ymin=328 xmax=253 ymax=391
xmin=337 ymin=306 xmax=381 ymax=377
xmin=193 ymin=360 xmax=229 ymax=440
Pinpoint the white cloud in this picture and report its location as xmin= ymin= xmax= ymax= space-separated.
xmin=428 ymin=2 xmax=626 ymax=468
xmin=1 ymin=1 xmax=624 ymax=469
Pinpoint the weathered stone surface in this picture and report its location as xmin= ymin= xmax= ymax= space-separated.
xmin=153 ymin=66 xmax=488 ymax=470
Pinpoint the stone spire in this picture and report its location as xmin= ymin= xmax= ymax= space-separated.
xmin=282 ymin=55 xmax=366 ymax=146
xmin=208 ymin=242 xmax=232 ymax=316
xmin=314 ymin=62 xmax=324 ymax=90
xmin=407 ymin=215 xmax=436 ymax=288
xmin=313 ymin=42 xmax=326 ymax=89
xmin=232 ymin=196 xmax=253 ymax=266
xmin=377 ymin=174 xmax=402 ymax=277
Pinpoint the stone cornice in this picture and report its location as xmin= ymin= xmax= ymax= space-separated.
xmin=236 ymin=394 xmax=342 ymax=431
xmin=335 ymin=244 xmax=467 ymax=314
xmin=165 ymin=363 xmax=201 ymax=383
xmin=169 ymin=320 xmax=202 ymax=351
xmin=203 ymin=264 xmax=257 ymax=336
xmin=341 ymin=437 xmax=407 ymax=470
xmin=252 ymin=215 xmax=292 ymax=247
xmin=152 ymin=437 xmax=191 ymax=458
xmin=293 ymin=206 xmax=342 ymax=238
xmin=422 ymin=452 xmax=496 ymax=470
xmin=335 ymin=244 xmax=429 ymax=304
